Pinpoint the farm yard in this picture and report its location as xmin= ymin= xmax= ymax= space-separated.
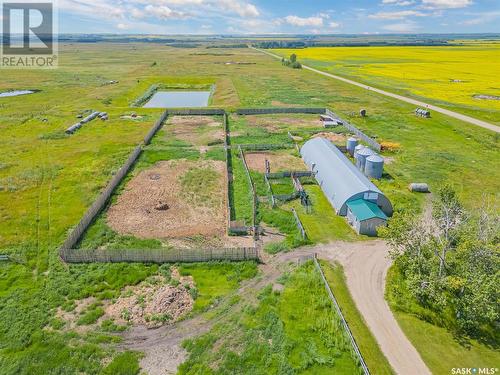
xmin=0 ymin=38 xmax=499 ymax=375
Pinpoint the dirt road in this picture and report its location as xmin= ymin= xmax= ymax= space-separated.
xmin=122 ymin=241 xmax=430 ymax=375
xmin=254 ymin=47 xmax=500 ymax=134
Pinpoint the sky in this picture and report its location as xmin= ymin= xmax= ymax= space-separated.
xmin=55 ymin=0 xmax=500 ymax=34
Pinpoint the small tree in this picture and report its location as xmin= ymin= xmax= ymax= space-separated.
xmin=290 ymin=53 xmax=297 ymax=63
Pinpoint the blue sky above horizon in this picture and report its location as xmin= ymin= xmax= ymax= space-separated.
xmin=56 ymin=0 xmax=500 ymax=34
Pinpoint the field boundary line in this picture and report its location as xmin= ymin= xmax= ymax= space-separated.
xmin=252 ymin=47 xmax=500 ymax=134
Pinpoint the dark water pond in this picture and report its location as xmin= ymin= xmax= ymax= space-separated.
xmin=143 ymin=91 xmax=210 ymax=108
xmin=0 ymin=90 xmax=35 ymax=98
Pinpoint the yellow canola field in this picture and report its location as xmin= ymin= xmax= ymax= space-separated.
xmin=276 ymin=44 xmax=500 ymax=112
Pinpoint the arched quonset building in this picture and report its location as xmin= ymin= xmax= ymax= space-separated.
xmin=300 ymin=137 xmax=393 ymax=236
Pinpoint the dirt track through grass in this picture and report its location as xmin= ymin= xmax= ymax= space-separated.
xmin=122 ymin=241 xmax=429 ymax=375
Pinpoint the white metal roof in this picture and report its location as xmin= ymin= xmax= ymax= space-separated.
xmin=300 ymin=137 xmax=393 ymax=216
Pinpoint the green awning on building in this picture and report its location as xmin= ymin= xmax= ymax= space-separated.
xmin=346 ymin=199 xmax=388 ymax=221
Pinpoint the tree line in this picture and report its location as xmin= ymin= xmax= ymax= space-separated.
xmin=381 ymin=185 xmax=499 ymax=340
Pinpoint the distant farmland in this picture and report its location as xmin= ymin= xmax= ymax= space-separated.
xmin=275 ymin=43 xmax=500 ymax=124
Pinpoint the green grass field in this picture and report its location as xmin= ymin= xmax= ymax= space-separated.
xmin=385 ymin=265 xmax=500 ymax=374
xmin=320 ymin=261 xmax=394 ymax=375
xmin=1 ymin=42 xmax=499 ymax=373
xmin=179 ymin=261 xmax=363 ymax=374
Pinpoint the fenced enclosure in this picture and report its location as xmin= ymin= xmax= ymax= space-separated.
xmin=291 ymin=208 xmax=307 ymax=239
xmin=236 ymin=107 xmax=326 ymax=115
xmin=166 ymin=108 xmax=225 ymax=116
xmin=239 ymin=146 xmax=258 ymax=239
xmin=144 ymin=110 xmax=169 ymax=145
xmin=235 ymin=143 xmax=293 ymax=151
xmin=60 ymin=144 xmax=144 ymax=250
xmin=325 ymin=109 xmax=381 ymax=152
xmin=60 ymin=247 xmax=259 ymax=263
xmin=313 ymin=255 xmax=370 ymax=375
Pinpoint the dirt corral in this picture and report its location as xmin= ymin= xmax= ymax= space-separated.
xmin=245 ymin=114 xmax=323 ymax=133
xmin=244 ymin=151 xmax=306 ymax=173
xmin=168 ymin=116 xmax=224 ymax=146
xmin=107 ymin=159 xmax=226 ymax=239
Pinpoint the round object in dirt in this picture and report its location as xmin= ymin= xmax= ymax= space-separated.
xmin=155 ymin=202 xmax=170 ymax=211
xmin=149 ymin=174 xmax=161 ymax=180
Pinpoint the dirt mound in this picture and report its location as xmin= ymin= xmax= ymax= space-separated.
xmin=168 ymin=116 xmax=224 ymax=146
xmin=244 ymin=151 xmax=306 ymax=173
xmin=106 ymin=273 xmax=194 ymax=328
xmin=107 ymin=159 xmax=226 ymax=239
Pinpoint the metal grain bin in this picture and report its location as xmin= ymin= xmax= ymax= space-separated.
xmin=346 ymin=137 xmax=358 ymax=156
xmin=409 ymin=183 xmax=430 ymax=193
xmin=365 ymin=154 xmax=384 ymax=179
xmin=356 ymin=147 xmax=374 ymax=171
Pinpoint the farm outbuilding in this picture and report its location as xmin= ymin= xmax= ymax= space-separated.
xmin=346 ymin=199 xmax=387 ymax=236
xmin=300 ymin=137 xmax=392 ymax=235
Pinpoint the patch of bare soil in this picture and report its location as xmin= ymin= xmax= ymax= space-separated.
xmin=55 ymin=268 xmax=194 ymax=332
xmin=54 ymin=297 xmax=99 ymax=334
xmin=106 ymin=272 xmax=194 ymax=328
xmin=245 ymin=115 xmax=323 ymax=132
xmin=244 ymin=151 xmax=305 ymax=173
xmin=312 ymin=132 xmax=347 ymax=144
xmin=168 ymin=116 xmax=224 ymax=146
xmin=107 ymin=159 xmax=226 ymax=239
xmin=260 ymin=224 xmax=286 ymax=247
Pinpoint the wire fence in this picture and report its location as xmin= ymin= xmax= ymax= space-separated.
xmin=325 ymin=109 xmax=381 ymax=152
xmin=60 ymin=247 xmax=259 ymax=263
xmin=266 ymin=171 xmax=313 ymax=179
xmin=312 ymin=255 xmax=370 ymax=375
xmin=234 ymin=143 xmax=293 ymax=151
xmin=291 ymin=208 xmax=307 ymax=239
xmin=238 ymin=146 xmax=258 ymax=239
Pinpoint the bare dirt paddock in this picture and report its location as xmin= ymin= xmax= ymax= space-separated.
xmin=167 ymin=116 xmax=224 ymax=146
xmin=245 ymin=150 xmax=306 ymax=173
xmin=107 ymin=159 xmax=227 ymax=239
xmin=245 ymin=114 xmax=323 ymax=132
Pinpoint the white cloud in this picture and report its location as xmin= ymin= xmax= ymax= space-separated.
xmin=369 ymin=10 xmax=425 ymax=19
xmin=329 ymin=21 xmax=340 ymax=28
xmin=284 ymin=15 xmax=324 ymax=27
xmin=116 ymin=23 xmax=129 ymax=30
xmin=460 ymin=11 xmax=500 ymax=25
xmin=421 ymin=0 xmax=472 ymax=9
xmin=217 ymin=0 xmax=259 ymax=17
xmin=383 ymin=20 xmax=420 ymax=32
xmin=144 ymin=5 xmax=187 ymax=19
xmin=382 ymin=0 xmax=416 ymax=6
